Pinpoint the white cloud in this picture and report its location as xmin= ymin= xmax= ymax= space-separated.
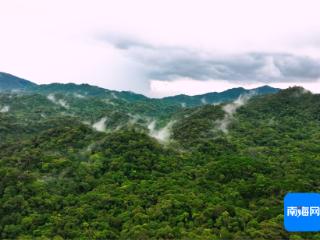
xmin=73 ymin=93 xmax=85 ymax=98
xmin=1 ymin=0 xmax=320 ymax=96
xmin=92 ymin=117 xmax=108 ymax=132
xmin=147 ymin=120 xmax=175 ymax=142
xmin=216 ymin=94 xmax=253 ymax=133
xmin=0 ymin=105 xmax=10 ymax=113
xmin=201 ymin=97 xmax=207 ymax=104
xmin=47 ymin=94 xmax=69 ymax=108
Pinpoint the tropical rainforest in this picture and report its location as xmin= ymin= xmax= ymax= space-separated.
xmin=1 ymin=72 xmax=320 ymax=239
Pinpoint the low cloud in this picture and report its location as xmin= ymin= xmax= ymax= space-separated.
xmin=73 ymin=93 xmax=85 ymax=99
xmin=103 ymin=35 xmax=320 ymax=84
xmin=47 ymin=94 xmax=69 ymax=108
xmin=111 ymin=92 xmax=118 ymax=99
xmin=216 ymin=93 xmax=253 ymax=133
xmin=0 ymin=105 xmax=9 ymax=113
xmin=201 ymin=97 xmax=207 ymax=104
xmin=128 ymin=114 xmax=143 ymax=125
xmin=92 ymin=117 xmax=108 ymax=132
xmin=147 ymin=120 xmax=175 ymax=142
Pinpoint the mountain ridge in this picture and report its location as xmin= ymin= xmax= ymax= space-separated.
xmin=0 ymin=72 xmax=280 ymax=106
xmin=0 ymin=72 xmax=37 ymax=90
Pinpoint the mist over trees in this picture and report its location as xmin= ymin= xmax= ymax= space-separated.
xmin=1 ymin=82 xmax=320 ymax=239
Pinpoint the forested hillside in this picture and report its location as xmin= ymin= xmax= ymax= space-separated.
xmin=1 ymin=82 xmax=320 ymax=239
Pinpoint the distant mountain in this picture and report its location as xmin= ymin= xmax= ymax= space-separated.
xmin=29 ymin=83 xmax=148 ymax=102
xmin=0 ymin=72 xmax=37 ymax=91
xmin=0 ymin=72 xmax=279 ymax=106
xmin=251 ymin=85 xmax=279 ymax=94
xmin=161 ymin=85 xmax=280 ymax=107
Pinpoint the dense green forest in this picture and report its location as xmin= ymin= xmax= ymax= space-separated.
xmin=1 ymin=80 xmax=320 ymax=239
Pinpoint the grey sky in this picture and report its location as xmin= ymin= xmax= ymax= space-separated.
xmin=105 ymin=35 xmax=320 ymax=82
xmin=1 ymin=0 xmax=320 ymax=97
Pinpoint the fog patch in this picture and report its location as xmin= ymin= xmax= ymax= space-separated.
xmin=58 ymin=99 xmax=69 ymax=108
xmin=73 ymin=93 xmax=85 ymax=98
xmin=47 ymin=94 xmax=56 ymax=102
xmin=47 ymin=94 xmax=69 ymax=109
xmin=301 ymin=88 xmax=310 ymax=94
xmin=82 ymin=120 xmax=91 ymax=125
xmin=148 ymin=120 xmax=175 ymax=142
xmin=11 ymin=89 xmax=22 ymax=93
xmin=103 ymin=99 xmax=116 ymax=106
xmin=201 ymin=97 xmax=207 ymax=104
xmin=216 ymin=94 xmax=253 ymax=133
xmin=111 ymin=92 xmax=118 ymax=99
xmin=115 ymin=124 xmax=124 ymax=131
xmin=291 ymin=87 xmax=310 ymax=97
xmin=0 ymin=105 xmax=9 ymax=113
xmin=212 ymin=101 xmax=221 ymax=106
xmin=181 ymin=102 xmax=186 ymax=108
xmin=92 ymin=117 xmax=108 ymax=132
xmin=128 ymin=114 xmax=141 ymax=125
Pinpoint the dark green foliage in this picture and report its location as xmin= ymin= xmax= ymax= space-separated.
xmin=172 ymin=105 xmax=225 ymax=146
xmin=1 ymin=85 xmax=320 ymax=239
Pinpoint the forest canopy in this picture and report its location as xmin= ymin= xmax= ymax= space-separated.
xmin=1 ymin=86 xmax=320 ymax=239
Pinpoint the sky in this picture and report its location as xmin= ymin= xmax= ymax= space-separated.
xmin=1 ymin=0 xmax=320 ymax=97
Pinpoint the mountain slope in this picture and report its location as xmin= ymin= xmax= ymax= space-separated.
xmin=0 ymin=72 xmax=279 ymax=106
xmin=161 ymin=85 xmax=280 ymax=106
xmin=30 ymin=83 xmax=148 ymax=102
xmin=1 ymin=86 xmax=320 ymax=239
xmin=0 ymin=72 xmax=37 ymax=91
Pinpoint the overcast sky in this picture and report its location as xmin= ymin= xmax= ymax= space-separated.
xmin=1 ymin=0 xmax=320 ymax=97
